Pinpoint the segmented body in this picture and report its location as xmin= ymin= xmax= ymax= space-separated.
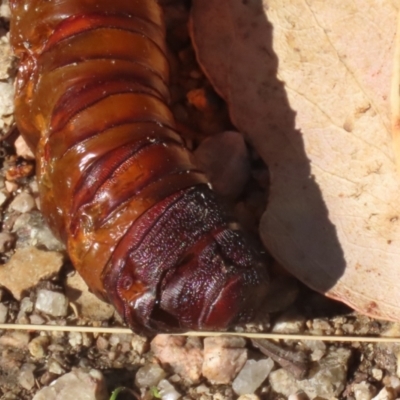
xmin=10 ymin=0 xmax=269 ymax=334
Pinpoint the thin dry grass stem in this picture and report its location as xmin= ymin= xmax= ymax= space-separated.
xmin=0 ymin=324 xmax=399 ymax=342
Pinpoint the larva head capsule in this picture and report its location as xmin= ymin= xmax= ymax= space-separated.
xmin=103 ymin=187 xmax=269 ymax=335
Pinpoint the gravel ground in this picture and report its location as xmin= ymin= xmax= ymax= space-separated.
xmin=0 ymin=1 xmax=400 ymax=399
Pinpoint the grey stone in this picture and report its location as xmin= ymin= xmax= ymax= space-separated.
xmin=0 ymin=331 xmax=30 ymax=348
xmin=233 ymin=358 xmax=274 ymax=395
xmin=158 ymin=379 xmax=181 ymax=400
xmin=32 ymin=369 xmax=108 ymax=400
xmin=28 ymin=336 xmax=50 ymax=359
xmin=135 ymin=363 xmax=167 ymax=388
xmin=35 ymin=289 xmax=68 ymax=317
xmin=9 ymin=192 xmax=36 ymax=213
xmin=353 ymin=381 xmax=377 ymax=400
xmin=18 ymin=363 xmax=36 ymax=390
xmin=269 ymin=347 xmax=352 ymax=399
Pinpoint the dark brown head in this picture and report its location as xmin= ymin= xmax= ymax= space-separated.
xmin=103 ymin=186 xmax=269 ymax=335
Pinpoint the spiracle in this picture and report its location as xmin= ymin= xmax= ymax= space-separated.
xmin=10 ymin=0 xmax=269 ymax=334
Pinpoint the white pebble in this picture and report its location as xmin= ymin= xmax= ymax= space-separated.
xmin=9 ymin=192 xmax=36 ymax=213
xmin=353 ymin=382 xmax=376 ymax=400
xmin=131 ymin=335 xmax=148 ymax=355
xmin=135 ymin=363 xmax=167 ymax=388
xmin=32 ymin=369 xmax=108 ymax=400
xmin=68 ymin=332 xmax=82 ymax=348
xmin=0 ymin=82 xmax=14 ymax=115
xmin=20 ymin=297 xmax=34 ymax=313
xmin=233 ymin=359 xmax=274 ymax=395
xmin=35 ymin=289 xmax=68 ymax=317
xmin=158 ymin=379 xmax=181 ymax=400
xmin=48 ymin=359 xmax=65 ymax=375
xmin=28 ymin=335 xmax=50 ymax=359
xmin=372 ymin=368 xmax=383 ymax=381
xmin=18 ymin=363 xmax=36 ymax=390
xmin=5 ymin=181 xmax=18 ymax=193
xmin=15 ymin=136 xmax=35 ymax=160
xmin=238 ymin=395 xmax=260 ymax=400
xmin=0 ymin=2 xmax=10 ymax=19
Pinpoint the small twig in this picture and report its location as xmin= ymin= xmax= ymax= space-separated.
xmin=251 ymin=339 xmax=309 ymax=380
xmin=0 ymin=323 xmax=399 ymax=343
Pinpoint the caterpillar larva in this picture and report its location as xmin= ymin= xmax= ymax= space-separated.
xmin=9 ymin=0 xmax=269 ymax=334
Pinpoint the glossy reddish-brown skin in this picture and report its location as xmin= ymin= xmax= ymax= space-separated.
xmin=10 ymin=0 xmax=269 ymax=334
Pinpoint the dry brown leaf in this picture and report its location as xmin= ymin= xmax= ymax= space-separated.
xmin=191 ymin=0 xmax=400 ymax=320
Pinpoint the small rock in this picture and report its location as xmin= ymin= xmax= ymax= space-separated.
xmin=237 ymin=395 xmax=260 ymax=400
xmin=35 ymin=289 xmax=68 ymax=317
xmin=9 ymin=192 xmax=36 ymax=213
xmin=0 ymin=303 xmax=8 ymax=323
xmin=135 ymin=363 xmax=167 ymax=388
xmin=194 ymin=131 xmax=251 ymax=198
xmin=131 ymin=335 xmax=148 ymax=355
xmin=387 ymin=376 xmax=400 ymax=392
xmin=68 ymin=332 xmax=82 ymax=348
xmin=195 ymin=384 xmax=210 ymax=394
xmin=82 ymin=333 xmax=93 ymax=348
xmin=151 ymin=335 xmax=203 ymax=384
xmin=0 ymin=348 xmax=23 ymax=373
xmin=29 ymin=314 xmax=45 ymax=325
xmin=233 ymin=358 xmax=274 ymax=395
xmin=18 ymin=363 xmax=36 ymax=390
xmin=28 ymin=335 xmax=50 ymax=359
xmin=0 ymin=232 xmax=14 ymax=252
xmin=16 ymin=297 xmax=35 ymax=323
xmin=32 ymin=369 xmax=108 ymax=400
xmin=0 ymin=2 xmax=10 ymax=20
xmin=311 ymin=319 xmax=332 ymax=333
xmin=304 ymin=340 xmax=327 ymax=362
xmin=5 ymin=180 xmax=18 ymax=193
xmin=20 ymin=297 xmax=34 ymax=314
xmin=0 ymin=331 xmax=30 ymax=348
xmin=158 ymin=379 xmax=181 ymax=400
xmin=96 ymin=336 xmax=109 ymax=351
xmin=48 ymin=359 xmax=65 ymax=375
xmin=65 ymin=273 xmax=114 ymax=320
xmin=0 ymin=82 xmax=13 ymax=116
xmin=372 ymin=368 xmax=383 ymax=381
xmin=372 ymin=387 xmax=395 ymax=400
xmin=12 ymin=211 xmax=64 ymax=251
xmin=269 ymin=347 xmax=352 ymax=399
xmin=0 ymin=247 xmax=63 ymax=300
xmin=353 ymin=381 xmax=377 ymax=400
xmin=0 ymin=190 xmax=8 ymax=207
xmin=15 ymin=136 xmax=35 ymax=160
xmin=272 ymin=310 xmax=306 ymax=334
xmin=202 ymin=336 xmax=247 ymax=384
